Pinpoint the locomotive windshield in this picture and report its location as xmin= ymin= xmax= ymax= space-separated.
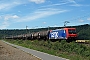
xmin=68 ymin=29 xmax=76 ymax=34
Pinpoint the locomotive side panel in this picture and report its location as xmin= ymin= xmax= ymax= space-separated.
xmin=49 ymin=29 xmax=67 ymax=40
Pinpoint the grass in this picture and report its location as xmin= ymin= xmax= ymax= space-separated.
xmin=4 ymin=39 xmax=90 ymax=60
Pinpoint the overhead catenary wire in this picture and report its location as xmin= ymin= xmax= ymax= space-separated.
xmin=63 ymin=13 xmax=90 ymax=26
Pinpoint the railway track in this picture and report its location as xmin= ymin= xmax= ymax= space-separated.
xmin=76 ymin=40 xmax=90 ymax=47
xmin=76 ymin=40 xmax=90 ymax=43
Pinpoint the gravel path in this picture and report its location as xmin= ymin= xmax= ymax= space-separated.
xmin=3 ymin=40 xmax=68 ymax=60
xmin=0 ymin=40 xmax=40 ymax=60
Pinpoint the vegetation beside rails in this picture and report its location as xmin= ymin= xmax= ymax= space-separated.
xmin=4 ymin=39 xmax=90 ymax=60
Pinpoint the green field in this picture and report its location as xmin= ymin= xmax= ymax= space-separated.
xmin=4 ymin=39 xmax=90 ymax=60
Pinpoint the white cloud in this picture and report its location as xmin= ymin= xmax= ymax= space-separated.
xmin=0 ymin=19 xmax=9 ymax=29
xmin=0 ymin=0 xmax=45 ymax=11
xmin=70 ymin=3 xmax=82 ymax=7
xmin=43 ymin=22 xmax=46 ymax=24
xmin=68 ymin=0 xmax=78 ymax=6
xmin=29 ymin=0 xmax=45 ymax=4
xmin=40 ymin=2 xmax=69 ymax=8
xmin=0 ymin=0 xmax=26 ymax=11
xmin=0 ymin=3 xmax=16 ymax=10
xmin=68 ymin=0 xmax=76 ymax=4
xmin=1 ymin=21 xmax=9 ymax=29
xmin=12 ymin=15 xmax=19 ymax=19
xmin=59 ymin=0 xmax=76 ymax=4
xmin=4 ymin=15 xmax=19 ymax=20
xmin=0 ymin=16 xmax=2 ymax=19
xmin=61 ymin=0 xmax=82 ymax=7
xmin=53 ymin=25 xmax=59 ymax=27
xmin=79 ymin=19 xmax=84 ymax=22
xmin=87 ymin=18 xmax=90 ymax=21
xmin=0 ymin=4 xmax=9 ymax=10
xmin=0 ymin=15 xmax=19 ymax=29
xmin=16 ymin=8 xmax=68 ymax=22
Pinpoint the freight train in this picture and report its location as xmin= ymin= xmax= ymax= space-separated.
xmin=5 ymin=28 xmax=77 ymax=42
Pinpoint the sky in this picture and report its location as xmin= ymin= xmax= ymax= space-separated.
xmin=0 ymin=0 xmax=90 ymax=29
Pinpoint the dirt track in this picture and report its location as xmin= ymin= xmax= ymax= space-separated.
xmin=0 ymin=40 xmax=40 ymax=60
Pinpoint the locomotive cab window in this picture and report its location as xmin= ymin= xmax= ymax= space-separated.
xmin=68 ymin=29 xmax=76 ymax=34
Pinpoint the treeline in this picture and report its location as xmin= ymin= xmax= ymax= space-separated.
xmin=75 ymin=24 xmax=90 ymax=40
xmin=0 ymin=24 xmax=90 ymax=40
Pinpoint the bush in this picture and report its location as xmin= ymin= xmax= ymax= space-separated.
xmin=52 ymin=41 xmax=60 ymax=50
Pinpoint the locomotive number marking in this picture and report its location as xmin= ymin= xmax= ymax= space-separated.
xmin=51 ymin=32 xmax=58 ymax=39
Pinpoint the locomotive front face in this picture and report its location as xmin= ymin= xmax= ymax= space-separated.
xmin=68 ymin=29 xmax=77 ymax=37
xmin=64 ymin=28 xmax=77 ymax=40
